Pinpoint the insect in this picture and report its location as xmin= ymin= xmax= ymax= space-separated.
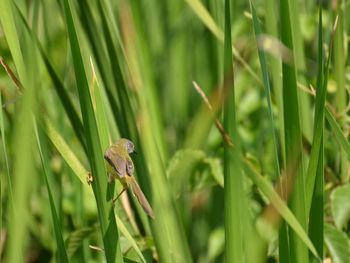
xmin=104 ymin=138 xmax=155 ymax=219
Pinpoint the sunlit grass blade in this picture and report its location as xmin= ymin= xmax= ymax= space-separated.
xmin=43 ymin=117 xmax=91 ymax=188
xmin=89 ymin=59 xmax=109 ymax=150
xmin=35 ymin=123 xmax=69 ymax=263
xmin=223 ymin=0 xmax=245 ymax=262
xmin=61 ymin=0 xmax=123 ymax=261
xmin=4 ymin=79 xmax=35 ymax=263
xmin=0 ymin=1 xmax=35 ymax=262
xmin=280 ymin=0 xmax=307 ymax=262
xmin=307 ymin=8 xmax=325 ymax=261
xmin=333 ymin=2 xmax=348 ymax=182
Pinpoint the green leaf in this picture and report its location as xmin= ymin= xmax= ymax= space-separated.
xmin=330 ymin=185 xmax=350 ymax=230
xmin=324 ymin=223 xmax=350 ymax=263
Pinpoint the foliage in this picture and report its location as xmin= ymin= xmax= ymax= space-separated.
xmin=1 ymin=0 xmax=350 ymax=262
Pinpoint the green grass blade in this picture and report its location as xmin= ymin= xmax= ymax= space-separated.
xmin=35 ymin=123 xmax=69 ymax=263
xmin=61 ymin=0 xmax=123 ymax=262
xmin=0 ymin=90 xmax=13 ymax=210
xmin=250 ymin=1 xmax=280 ymax=177
xmin=5 ymin=81 xmax=35 ymax=263
xmin=0 ymin=1 xmax=35 ymax=261
xmin=43 ymin=118 xmax=91 ymax=188
xmin=333 ymin=2 xmax=348 ymax=182
xmin=288 ymin=0 xmax=312 ymax=142
xmin=264 ymin=0 xmax=284 ymax=157
xmin=280 ymin=0 xmax=308 ymax=262
xmin=307 ymin=8 xmax=325 ymax=260
xmin=223 ymin=0 xmax=244 ymax=262
xmin=89 ymin=60 xmax=109 ymax=150
xmin=128 ymin=1 xmax=168 ymax=162
xmin=95 ymin=0 xmax=134 ymax=138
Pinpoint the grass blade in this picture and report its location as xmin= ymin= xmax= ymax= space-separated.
xmin=333 ymin=1 xmax=348 ymax=182
xmin=35 ymin=123 xmax=69 ymax=263
xmin=307 ymin=8 xmax=325 ymax=260
xmin=0 ymin=89 xmax=13 ymax=210
xmin=280 ymin=0 xmax=307 ymax=262
xmin=223 ymin=0 xmax=245 ymax=262
xmin=250 ymin=1 xmax=280 ymax=179
xmin=0 ymin=1 xmax=36 ymax=261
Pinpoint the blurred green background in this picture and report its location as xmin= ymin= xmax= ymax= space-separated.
xmin=1 ymin=0 xmax=350 ymax=262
